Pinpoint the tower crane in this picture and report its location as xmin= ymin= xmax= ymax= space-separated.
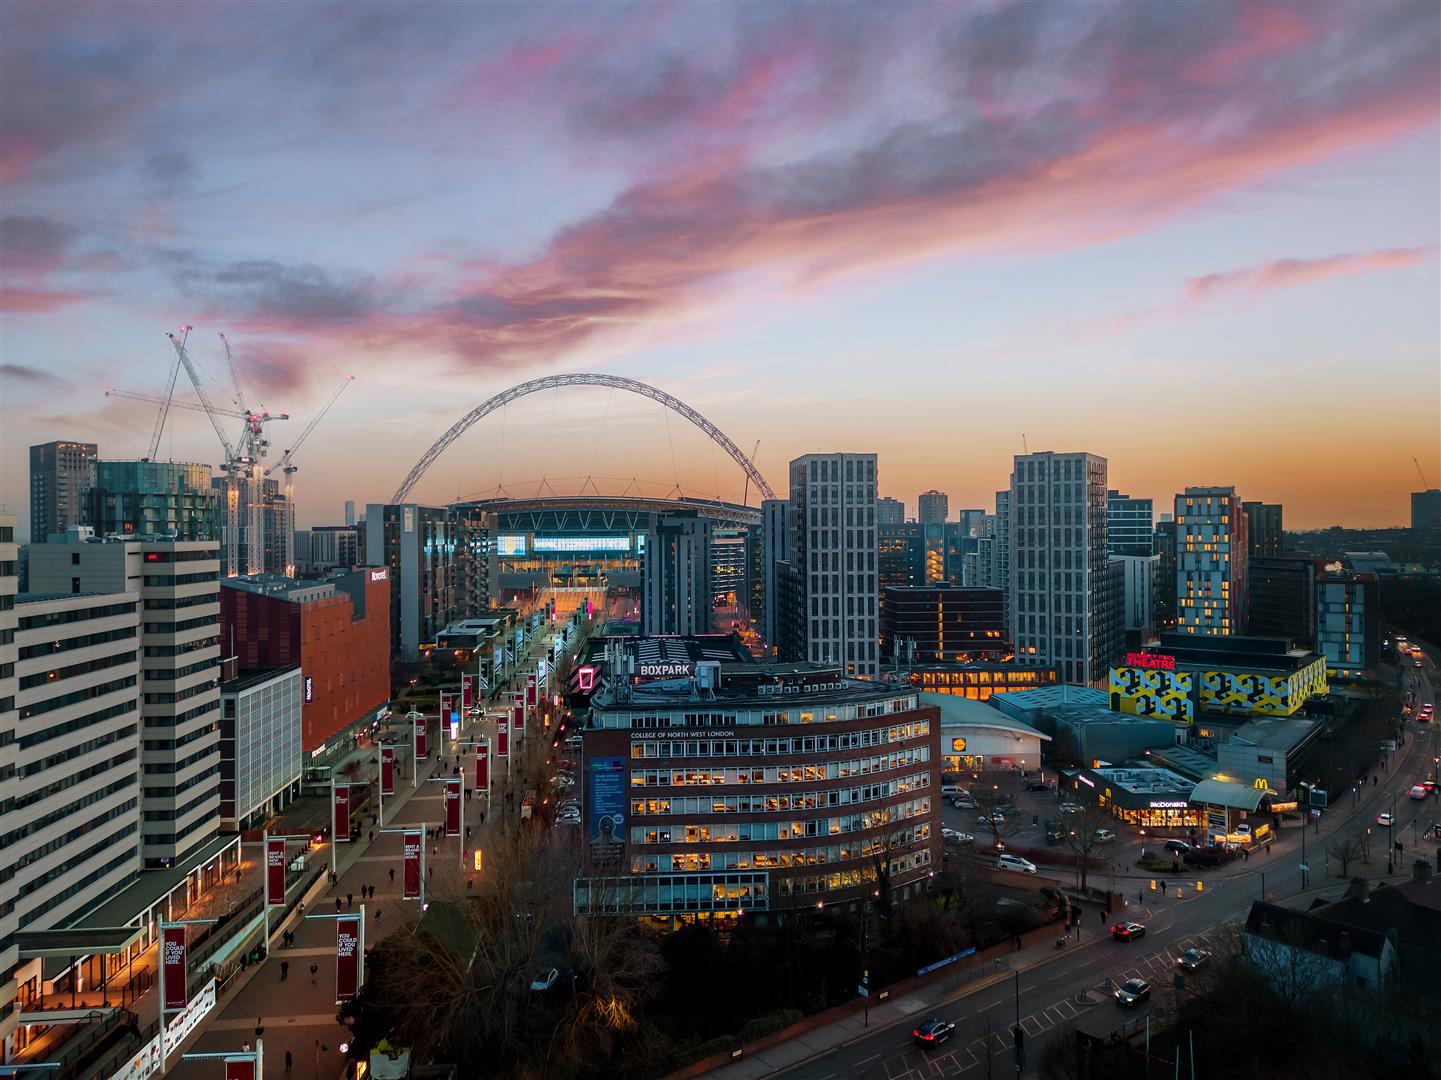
xmin=264 ymin=375 xmax=355 ymax=574
xmin=107 ymin=388 xmax=289 ymax=428
xmin=145 ymin=327 xmax=187 ymax=462
xmin=1415 ymin=457 xmax=1434 ymax=490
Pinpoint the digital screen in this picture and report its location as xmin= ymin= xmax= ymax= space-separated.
xmin=496 ymin=535 xmax=527 ymax=556
xmin=533 ymin=536 xmax=631 ymax=553
xmin=587 ymin=757 xmax=627 ymax=853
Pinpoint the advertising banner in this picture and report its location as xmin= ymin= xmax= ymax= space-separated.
xmin=334 ymin=783 xmax=351 ymax=843
xmin=526 ymin=674 xmax=537 ymax=708
xmin=439 ymin=693 xmax=452 ymax=728
xmin=161 ymin=926 xmax=188 ymax=1011
xmin=380 ymin=745 xmax=395 ymax=796
xmin=587 ymin=757 xmax=627 ymax=867
xmin=403 ymin=830 xmax=422 ymax=899
xmin=265 ymin=837 xmax=286 ymax=907
xmin=444 ymin=779 xmax=462 ymax=837
xmin=224 ymin=1058 xmax=256 ymax=1080
xmin=336 ymin=917 xmax=361 ymax=1002
xmin=462 ymin=674 xmax=473 ymax=709
xmin=497 ymin=717 xmax=509 ymax=758
xmin=415 ymin=718 xmax=429 ymax=760
xmin=513 ymin=692 xmax=524 ymax=733
xmin=475 ymin=743 xmax=490 ymax=792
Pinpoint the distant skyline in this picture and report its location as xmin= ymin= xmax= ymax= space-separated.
xmin=2 ymin=1 xmax=1438 ymax=533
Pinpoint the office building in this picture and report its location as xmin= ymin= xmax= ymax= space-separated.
xmin=760 ymin=499 xmax=792 ymax=656
xmin=295 ymin=524 xmax=361 ymax=577
xmin=28 ymin=531 xmax=222 ymax=869
xmin=220 ymin=568 xmax=391 ymax=759
xmin=1153 ymin=519 xmax=1177 ymax=630
xmin=1413 ymin=489 xmax=1441 ymax=529
xmin=365 ymin=503 xmax=466 ymax=659
xmin=344 ymin=500 xmax=356 ymax=527
xmin=1243 ymin=501 xmax=1283 ymax=558
xmin=1247 ymin=556 xmax=1320 ymax=646
xmin=1106 ymin=490 xmax=1153 ymax=557
xmin=219 ymin=666 xmax=303 ymax=831
xmin=28 ymin=440 xmax=97 ymax=542
xmin=880 ymin=585 xmax=1006 ymax=664
xmin=1112 ymin=554 xmax=1160 ymax=635
xmin=89 ymin=459 xmax=217 ymax=543
xmin=917 ymin=490 xmax=948 ymax=524
xmin=1315 ymin=569 xmax=1380 ymax=678
xmin=710 ymin=526 xmax=748 ymax=617
xmin=577 ymin=658 xmax=940 ymax=916
xmin=877 ymin=523 xmax=925 ymax=601
xmin=643 ymin=515 xmax=712 ymax=636
xmin=889 ymin=663 xmax=1057 ymax=702
xmin=992 ymin=490 xmax=1011 ymax=637
xmin=1008 ymin=451 xmax=1120 ymax=685
xmin=789 ymin=453 xmax=879 ymax=677
xmin=1175 ymin=486 xmax=1248 ymax=636
xmin=876 ymin=497 xmax=905 ymax=525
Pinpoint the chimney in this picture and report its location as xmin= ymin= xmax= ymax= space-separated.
xmin=1414 ymin=859 xmax=1434 ymax=884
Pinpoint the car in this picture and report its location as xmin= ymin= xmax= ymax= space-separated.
xmin=1115 ymin=977 xmax=1151 ymax=1006
xmin=913 ymin=1019 xmax=956 ymax=1048
xmin=1234 ymin=823 xmax=1252 ymax=836
xmin=530 ymin=967 xmax=560 ymax=991
xmin=1377 ymin=812 xmax=1395 ymax=827
xmin=1164 ymin=839 xmax=1192 ymax=855
xmin=977 ymin=811 xmax=1006 ymax=826
xmin=1093 ymin=828 xmax=1116 ymax=843
xmin=1424 ymin=781 xmax=1436 ymax=794
xmin=1059 ymin=802 xmax=1083 ymax=814
xmin=1410 ymin=785 xmax=1429 ymax=800
xmin=941 ymin=828 xmax=975 ymax=846
xmin=1416 ymin=660 xmax=1424 ymax=668
xmin=996 ymin=854 xmax=1038 ymax=874
xmin=1110 ymin=922 xmax=1146 ymax=941
xmin=1026 ymin=780 xmax=1050 ymax=792
xmin=951 ymin=797 xmax=978 ymax=809
xmin=1178 ymin=948 xmax=1210 ymax=971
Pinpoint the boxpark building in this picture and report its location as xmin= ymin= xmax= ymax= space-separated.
xmin=574 ymin=650 xmax=941 ymax=921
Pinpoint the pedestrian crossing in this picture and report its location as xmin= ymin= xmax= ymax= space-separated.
xmin=877 ymin=931 xmax=1220 ymax=1079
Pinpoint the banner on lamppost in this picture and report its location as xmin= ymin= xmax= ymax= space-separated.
xmin=161 ymin=926 xmax=188 ymax=1011
xmin=224 ymin=1058 xmax=256 ymax=1080
xmin=265 ymin=838 xmax=286 ymax=907
xmin=336 ymin=916 xmax=361 ymax=1001
xmin=440 ymin=692 xmax=452 ymax=728
xmin=403 ymin=830 xmax=422 ymax=899
xmin=380 ymin=745 xmax=395 ymax=796
xmin=462 ymin=675 xmax=473 ymax=709
xmin=415 ymin=718 xmax=429 ymax=760
xmin=513 ymin=692 xmax=524 ymax=733
xmin=444 ymin=778 xmax=462 ymax=837
xmin=497 ymin=717 xmax=509 ymax=758
xmin=334 ymin=783 xmax=351 ymax=843
xmin=476 ymin=743 xmax=490 ymax=792
xmin=526 ymin=674 xmax=537 ymax=708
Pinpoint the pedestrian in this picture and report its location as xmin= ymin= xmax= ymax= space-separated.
xmin=347 ymin=892 xmax=353 ymax=907
xmin=376 ymin=909 xmax=382 ymax=921
xmin=255 ymin=1019 xmax=265 ymax=1039
xmin=285 ymin=1050 xmax=293 ymax=1074
xmin=310 ymin=963 xmax=318 ymax=984
xmin=368 ymin=829 xmax=374 ymax=843
xmin=1160 ymin=879 xmax=1166 ymax=892
xmin=335 ymin=898 xmax=342 ymax=913
xmin=389 ymin=867 xmax=395 ymax=883
xmin=280 ymin=961 xmax=289 ymax=981
xmin=298 ymin=902 xmax=305 ymax=917
xmin=1243 ymin=849 xmax=1249 ymax=863
xmin=465 ymin=825 xmax=472 ymax=840
xmin=242 ymin=1040 xmax=251 ymax=1053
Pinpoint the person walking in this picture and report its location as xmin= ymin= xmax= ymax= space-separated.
xmin=284 ymin=1050 xmax=293 ymax=1074
xmin=280 ymin=961 xmax=289 ymax=981
xmin=309 ymin=963 xmax=319 ymax=984
xmin=346 ymin=892 xmax=353 ymax=907
xmin=389 ymin=867 xmax=395 ymax=883
xmin=335 ymin=898 xmax=342 ymax=913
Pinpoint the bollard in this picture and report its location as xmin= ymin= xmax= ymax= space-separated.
xmin=1149 ymin=879 xmax=1157 ymax=891
xmin=1196 ymin=881 xmax=1203 ymax=892
xmin=1175 ymin=888 xmax=1183 ymax=899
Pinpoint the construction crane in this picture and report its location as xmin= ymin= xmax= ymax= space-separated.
xmin=742 ymin=439 xmax=761 ymax=505
xmin=264 ymin=375 xmax=355 ymax=574
xmin=144 ymin=326 xmax=188 ymax=461
xmin=107 ymin=387 xmax=288 ymax=426
xmin=1415 ymin=457 xmax=1434 ymax=490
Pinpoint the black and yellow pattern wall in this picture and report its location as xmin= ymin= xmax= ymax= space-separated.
xmin=1109 ymin=667 xmax=1194 ymax=723
xmin=1109 ymin=657 xmax=1328 ymax=720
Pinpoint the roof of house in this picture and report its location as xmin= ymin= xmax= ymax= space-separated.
xmin=1311 ymin=877 xmax=1441 ymax=951
xmin=1245 ymin=900 xmax=1390 ymax=961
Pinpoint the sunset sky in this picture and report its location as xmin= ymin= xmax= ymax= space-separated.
xmin=2 ymin=0 xmax=1438 ymax=532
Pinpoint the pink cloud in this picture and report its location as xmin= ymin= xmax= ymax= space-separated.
xmin=0 ymin=286 xmax=91 ymax=313
xmin=1188 ymin=245 xmax=1438 ymax=302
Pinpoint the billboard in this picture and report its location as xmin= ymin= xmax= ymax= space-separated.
xmin=403 ymin=830 xmax=422 ymax=899
xmin=496 ymin=534 xmax=527 ymax=556
xmin=333 ymin=783 xmax=351 ymax=843
xmin=336 ymin=916 xmax=361 ymax=1002
xmin=380 ymin=745 xmax=395 ymax=796
xmin=415 ymin=718 xmax=428 ymax=760
xmin=462 ymin=674 xmax=473 ymax=709
xmin=513 ymin=692 xmax=524 ymax=733
xmin=475 ymin=743 xmax=490 ymax=791
xmin=265 ymin=838 xmax=286 ymax=907
xmin=444 ymin=779 xmax=462 ymax=837
xmin=497 ymin=717 xmax=509 ymax=757
xmin=161 ymin=926 xmax=188 ymax=1011
xmin=587 ymin=757 xmax=627 ymax=866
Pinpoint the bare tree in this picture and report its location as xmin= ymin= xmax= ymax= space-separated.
xmin=1327 ymin=833 xmax=1363 ymax=877
xmin=971 ymin=776 xmax=1024 ymax=854
xmin=1058 ymin=801 xmax=1117 ymax=892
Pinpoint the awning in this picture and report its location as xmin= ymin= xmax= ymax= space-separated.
xmin=1188 ymin=779 xmax=1267 ymax=812
xmin=17 ymin=926 xmax=144 ymax=959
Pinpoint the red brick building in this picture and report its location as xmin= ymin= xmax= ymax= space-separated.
xmin=220 ymin=568 xmax=391 ymax=752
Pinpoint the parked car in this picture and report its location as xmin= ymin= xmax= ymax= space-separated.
xmin=1164 ymin=839 xmax=1192 ymax=855
xmin=530 ymin=967 xmax=560 ymax=991
xmin=941 ymin=828 xmax=975 ymax=846
xmin=1115 ymin=978 xmax=1151 ymax=1006
xmin=1178 ymin=948 xmax=1210 ymax=971
xmin=977 ymin=812 xmax=1006 ymax=826
xmin=952 ymin=796 xmax=978 ymax=809
xmin=1110 ymin=922 xmax=1146 ymax=941
xmin=1093 ymin=828 xmax=1116 ymax=843
xmin=1377 ymin=812 xmax=1395 ymax=827
xmin=1026 ymin=780 xmax=1050 ymax=792
xmin=1234 ymin=823 xmax=1252 ymax=837
xmin=996 ymin=854 xmax=1038 ymax=874
xmin=913 ymin=1019 xmax=955 ymax=1049
xmin=1059 ymin=802 xmax=1083 ymax=814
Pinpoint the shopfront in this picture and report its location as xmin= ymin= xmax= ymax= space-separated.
xmin=1066 ymin=766 xmax=1203 ymax=831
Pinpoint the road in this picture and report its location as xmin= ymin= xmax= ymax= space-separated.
xmin=768 ymin=641 xmax=1437 ymax=1080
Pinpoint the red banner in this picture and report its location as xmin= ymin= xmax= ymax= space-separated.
xmin=462 ymin=674 xmax=473 ymax=709
xmin=497 ymin=717 xmax=509 ymax=758
xmin=380 ymin=745 xmax=395 ymax=796
xmin=415 ymin=718 xmax=428 ymax=760
xmin=526 ymin=674 xmax=537 ymax=708
xmin=334 ymin=783 xmax=351 ymax=843
xmin=336 ymin=916 xmax=361 ymax=1001
xmin=513 ymin=692 xmax=524 ymax=733
xmin=444 ymin=778 xmax=462 ymax=837
xmin=265 ymin=837 xmax=286 ymax=907
xmin=161 ymin=926 xmax=187 ymax=1011
xmin=440 ymin=692 xmax=452 ymax=725
xmin=475 ymin=743 xmax=489 ymax=791
xmin=403 ymin=830 xmax=422 ymax=899
xmin=224 ymin=1059 xmax=256 ymax=1080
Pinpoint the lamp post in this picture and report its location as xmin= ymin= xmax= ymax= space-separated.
xmin=156 ymin=917 xmax=218 ymax=1077
xmin=1012 ymin=968 xmax=1024 ymax=1074
xmin=1298 ymin=782 xmax=1312 ymax=889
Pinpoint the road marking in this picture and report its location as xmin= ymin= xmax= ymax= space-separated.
xmin=855 ymin=1054 xmax=880 ymax=1067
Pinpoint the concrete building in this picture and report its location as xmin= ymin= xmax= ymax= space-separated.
xmin=219 ymin=666 xmax=303 ymax=831
xmin=1046 ymin=706 xmax=1183 ymax=767
xmin=761 ymin=498 xmax=792 ymax=657
xmin=922 ymin=693 xmax=1049 ymax=776
xmin=1243 ymin=501 xmax=1283 ymax=558
xmin=1153 ymin=519 xmax=1177 ymax=631
xmin=578 ymin=661 xmax=940 ymax=916
xmin=1247 ymin=556 xmax=1320 ymax=647
xmin=1112 ymin=554 xmax=1160 ymax=635
xmin=28 ymin=440 xmax=97 ymax=542
xmin=917 ymin=490 xmax=948 ymax=524
xmin=876 ymin=497 xmax=905 ymax=525
xmin=643 ymin=514 xmax=712 ymax=636
xmin=880 ymin=585 xmax=1006 ymax=664
xmin=993 ymin=489 xmax=1011 ymax=638
xmin=788 ymin=453 xmax=879 ymax=677
xmin=28 ymin=531 xmax=222 ymax=869
xmin=878 ymin=523 xmax=925 ymax=601
xmin=1315 ymin=569 xmax=1380 ymax=678
xmin=1106 ymin=491 xmax=1153 ymax=557
xmin=0 ymin=517 xmax=13 ymax=1054
xmin=1410 ymin=489 xmax=1440 ymax=529
xmin=89 ymin=459 xmax=217 ymax=543
xmin=1215 ymin=716 xmax=1323 ymax=794
xmin=295 ymin=524 xmax=360 ymax=577
xmin=1175 ymin=486 xmax=1247 ymax=637
xmin=213 ymin=473 xmax=295 ymax=578
xmin=889 ymin=663 xmax=1058 ymax=702
xmin=990 ymin=683 xmax=1110 ymax=729
xmin=1009 ymin=451 xmax=1120 ymax=685
xmin=344 ymin=500 xmax=356 ymax=526
xmin=365 ymin=502 xmax=466 ymax=659
xmin=710 ymin=526 xmax=748 ymax=619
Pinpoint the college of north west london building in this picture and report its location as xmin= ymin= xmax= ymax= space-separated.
xmin=576 ymin=661 xmax=941 ymax=921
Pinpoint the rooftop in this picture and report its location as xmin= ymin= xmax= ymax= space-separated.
xmin=221 ymin=574 xmax=336 ymax=602
xmin=222 ymin=666 xmax=300 ymax=695
xmin=1189 ymin=778 xmax=1268 ymax=811
xmin=990 ymin=684 xmax=1109 ymax=717
xmin=593 ymin=661 xmax=910 ymax=712
xmin=920 ymin=692 xmax=1050 ymax=740
xmin=1143 ymin=744 xmax=1222 ymax=781
xmin=1227 ymin=716 xmax=1321 ymax=752
xmin=581 ymin=632 xmax=755 ymax=668
xmin=1245 ymin=900 xmax=1389 ymax=960
xmin=1093 ymin=766 xmax=1195 ymax=795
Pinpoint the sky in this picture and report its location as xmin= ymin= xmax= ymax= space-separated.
xmin=2 ymin=0 xmax=1438 ymax=533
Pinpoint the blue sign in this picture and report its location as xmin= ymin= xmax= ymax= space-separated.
xmin=587 ymin=757 xmax=627 ymax=852
xmin=916 ymin=946 xmax=976 ymax=977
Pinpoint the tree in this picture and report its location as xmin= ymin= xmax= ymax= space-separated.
xmin=1327 ymin=833 xmax=1363 ymax=877
xmin=1059 ymin=800 xmax=1117 ymax=892
xmin=971 ymin=776 xmax=1024 ymax=854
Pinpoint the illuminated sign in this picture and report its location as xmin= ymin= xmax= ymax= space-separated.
xmin=532 ymin=536 xmax=630 ymax=553
xmin=1124 ymin=652 xmax=1176 ymax=671
xmin=496 ymin=535 xmax=527 ymax=556
xmin=304 ymin=676 xmax=313 ymax=703
xmin=951 ymin=737 xmax=968 ymax=753
xmin=1147 ymin=800 xmax=1190 ymax=809
xmin=636 ymin=661 xmax=693 ymax=680
xmin=369 ymin=568 xmax=388 ymax=582
xmin=1269 ymin=801 xmax=1298 ymax=812
xmin=1078 ymin=775 xmax=1095 ymax=788
xmin=576 ymin=665 xmax=597 ymax=692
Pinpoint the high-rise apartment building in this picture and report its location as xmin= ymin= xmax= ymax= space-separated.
xmin=28 ymin=440 xmax=98 ymax=542
xmin=295 ymin=524 xmax=361 ymax=576
xmin=917 ymin=489 xmax=949 ymax=524
xmin=1315 ymin=570 xmax=1380 ymax=677
xmin=1243 ymin=501 xmax=1283 ymax=558
xmin=344 ymin=500 xmax=356 ymax=527
xmin=0 ymin=517 xmax=19 ymax=1053
xmin=876 ymin=497 xmax=906 ymax=525
xmin=365 ymin=503 xmax=467 ymax=659
xmin=789 ymin=453 xmax=879 ymax=677
xmin=28 ymin=532 xmax=222 ymax=868
xmin=1153 ymin=519 xmax=1177 ymax=630
xmin=213 ymin=473 xmax=294 ymax=578
xmin=1111 ymin=554 xmax=1160 ymax=635
xmin=760 ymin=498 xmax=792 ymax=656
xmin=1175 ymin=486 xmax=1248 ymax=636
xmin=880 ymin=585 xmax=1006 ymax=664
xmin=992 ymin=490 xmax=1011 ymax=637
xmin=1106 ymin=490 xmax=1153 ymax=557
xmin=1247 ymin=556 xmax=1320 ymax=646
xmin=90 ymin=459 xmax=217 ymax=542
xmin=1008 ymin=451 xmax=1119 ymax=684
xmin=643 ymin=515 xmax=713 ymax=635
xmin=1412 ymin=489 xmax=1441 ymax=529
xmin=878 ymin=523 xmax=925 ymax=597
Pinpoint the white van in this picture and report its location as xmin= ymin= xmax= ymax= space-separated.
xmin=942 ymin=784 xmax=975 ymax=808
